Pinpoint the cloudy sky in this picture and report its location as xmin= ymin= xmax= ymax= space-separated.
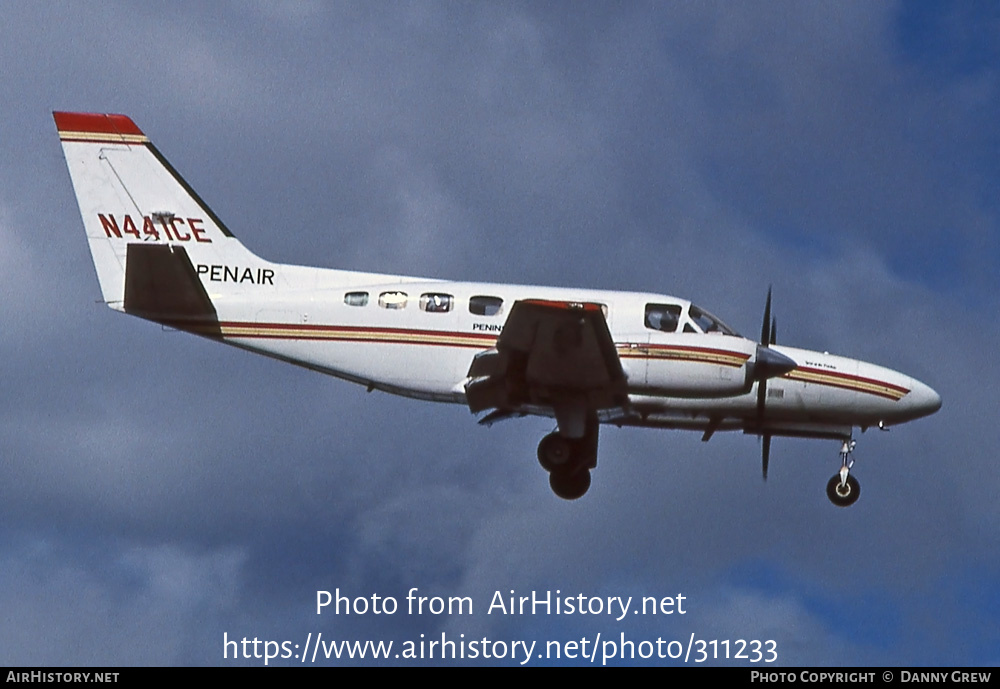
xmin=2 ymin=1 xmax=998 ymax=666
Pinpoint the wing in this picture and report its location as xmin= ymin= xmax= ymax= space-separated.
xmin=464 ymin=299 xmax=629 ymax=421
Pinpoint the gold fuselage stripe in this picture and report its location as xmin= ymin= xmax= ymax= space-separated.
xmin=172 ymin=324 xmax=908 ymax=402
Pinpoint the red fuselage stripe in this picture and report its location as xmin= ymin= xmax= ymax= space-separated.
xmin=207 ymin=322 xmax=907 ymax=401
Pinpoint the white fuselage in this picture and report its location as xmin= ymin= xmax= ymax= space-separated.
xmin=200 ymin=266 xmax=940 ymax=440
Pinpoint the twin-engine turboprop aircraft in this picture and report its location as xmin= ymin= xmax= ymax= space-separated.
xmin=54 ymin=112 xmax=941 ymax=506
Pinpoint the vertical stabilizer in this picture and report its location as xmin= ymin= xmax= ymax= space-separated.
xmin=54 ymin=112 xmax=269 ymax=310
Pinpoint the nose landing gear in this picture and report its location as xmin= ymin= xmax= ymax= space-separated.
xmin=826 ymin=439 xmax=860 ymax=507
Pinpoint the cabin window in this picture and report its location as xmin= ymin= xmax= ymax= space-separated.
xmin=378 ymin=291 xmax=408 ymax=309
xmin=645 ymin=304 xmax=681 ymax=333
xmin=420 ymin=293 xmax=453 ymax=313
xmin=344 ymin=291 xmax=369 ymax=307
xmin=469 ymin=295 xmax=503 ymax=316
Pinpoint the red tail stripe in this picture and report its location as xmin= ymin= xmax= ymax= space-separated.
xmin=53 ymin=112 xmax=144 ymax=136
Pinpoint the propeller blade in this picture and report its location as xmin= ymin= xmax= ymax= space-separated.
xmin=756 ymin=372 xmax=767 ymax=450
xmin=757 ymin=288 xmax=777 ymax=481
xmin=756 ymin=287 xmax=770 ymax=432
xmin=760 ymin=286 xmax=772 ymax=345
xmin=762 ymin=434 xmax=771 ymax=480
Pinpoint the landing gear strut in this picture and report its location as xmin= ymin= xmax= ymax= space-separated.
xmin=537 ymin=422 xmax=598 ymax=500
xmin=826 ymin=439 xmax=860 ymax=507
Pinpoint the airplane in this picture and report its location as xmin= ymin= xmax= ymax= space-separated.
xmin=53 ymin=111 xmax=942 ymax=506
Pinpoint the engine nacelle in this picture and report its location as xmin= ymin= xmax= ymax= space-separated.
xmin=628 ymin=335 xmax=757 ymax=398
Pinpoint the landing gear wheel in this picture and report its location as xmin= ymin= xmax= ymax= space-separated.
xmin=537 ymin=420 xmax=598 ymax=500
xmin=826 ymin=474 xmax=860 ymax=507
xmin=549 ymin=469 xmax=592 ymax=500
xmin=537 ymin=433 xmax=574 ymax=472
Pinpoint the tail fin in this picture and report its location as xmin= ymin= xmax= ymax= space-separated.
xmin=54 ymin=112 xmax=268 ymax=312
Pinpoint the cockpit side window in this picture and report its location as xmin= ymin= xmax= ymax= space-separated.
xmin=645 ymin=304 xmax=682 ymax=333
xmin=688 ymin=305 xmax=738 ymax=336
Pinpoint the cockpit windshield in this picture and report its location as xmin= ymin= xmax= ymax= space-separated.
xmin=687 ymin=305 xmax=738 ymax=336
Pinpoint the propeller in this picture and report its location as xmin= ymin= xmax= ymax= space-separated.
xmin=760 ymin=286 xmax=772 ymax=348
xmin=753 ymin=288 xmax=796 ymax=480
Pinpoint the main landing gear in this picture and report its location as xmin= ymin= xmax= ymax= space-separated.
xmin=537 ymin=425 xmax=598 ymax=500
xmin=826 ymin=439 xmax=860 ymax=507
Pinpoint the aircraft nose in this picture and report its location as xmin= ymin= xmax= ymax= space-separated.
xmin=905 ymin=378 xmax=942 ymax=419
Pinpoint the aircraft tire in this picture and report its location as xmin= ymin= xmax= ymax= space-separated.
xmin=537 ymin=433 xmax=574 ymax=472
xmin=549 ymin=469 xmax=591 ymax=500
xmin=826 ymin=474 xmax=860 ymax=507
